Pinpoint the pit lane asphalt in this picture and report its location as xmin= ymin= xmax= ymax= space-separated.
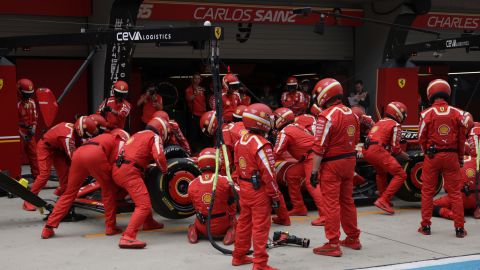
xmin=1 ymin=184 xmax=479 ymax=270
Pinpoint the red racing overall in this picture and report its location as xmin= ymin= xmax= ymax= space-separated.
xmin=17 ymin=97 xmax=39 ymax=178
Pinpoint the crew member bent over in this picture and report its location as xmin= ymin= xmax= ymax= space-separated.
xmin=112 ymin=117 xmax=169 ymax=248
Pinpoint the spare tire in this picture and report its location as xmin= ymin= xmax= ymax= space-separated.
xmin=147 ymin=158 xmax=200 ymax=219
xmin=395 ymin=151 xmax=443 ymax=202
xmin=164 ymin=145 xmax=190 ymax=159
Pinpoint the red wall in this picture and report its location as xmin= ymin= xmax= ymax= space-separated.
xmin=16 ymin=58 xmax=88 ymax=137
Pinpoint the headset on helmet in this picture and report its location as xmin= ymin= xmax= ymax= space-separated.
xmin=243 ymin=103 xmax=273 ymax=133
xmin=146 ymin=117 xmax=169 ymax=141
xmin=286 ymin=76 xmax=298 ymax=91
xmin=200 ymin=110 xmax=217 ymax=136
xmin=273 ymin=107 xmax=294 ymax=130
xmin=351 ymin=105 xmax=366 ymax=118
xmin=310 ymin=103 xmax=322 ymax=117
xmin=110 ymin=128 xmax=130 ymax=142
xmin=89 ymin=114 xmax=108 ymax=133
xmin=113 ymin=80 xmax=129 ymax=99
xmin=233 ymin=105 xmax=247 ymax=122
xmin=426 ymin=79 xmax=451 ymax=103
xmin=75 ymin=116 xmax=99 ymax=139
xmin=152 ymin=110 xmax=170 ymax=122
xmin=198 ymin=147 xmax=217 ymax=172
xmin=222 ymin=73 xmax=240 ymax=91
xmin=313 ymin=78 xmax=343 ymax=109
xmin=384 ymin=101 xmax=408 ymax=123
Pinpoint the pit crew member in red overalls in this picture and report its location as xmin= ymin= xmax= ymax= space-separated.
xmin=152 ymin=111 xmax=191 ymax=155
xmin=41 ymin=126 xmax=129 ymax=239
xmin=418 ymin=79 xmax=467 ymax=238
xmin=97 ymin=80 xmax=131 ymax=129
xmin=273 ymin=107 xmax=326 ymax=226
xmin=17 ymin=78 xmax=39 ymax=179
xmin=281 ymin=76 xmax=306 ymax=115
xmin=187 ymin=148 xmax=236 ymax=245
xmin=222 ymin=73 xmax=241 ymax=123
xmin=232 ymin=103 xmax=281 ymax=270
xmin=23 ymin=118 xmax=89 ymax=211
xmin=362 ymin=102 xmax=410 ymax=214
xmin=112 ymin=117 xmax=169 ymax=248
xmin=310 ymin=78 xmax=361 ymax=257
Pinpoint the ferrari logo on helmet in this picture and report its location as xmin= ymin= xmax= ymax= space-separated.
xmin=239 ymin=157 xmax=247 ymax=169
xmin=440 ymin=106 xmax=445 ymax=112
xmin=438 ymin=124 xmax=450 ymax=135
xmin=371 ymin=126 xmax=379 ymax=133
xmin=347 ymin=125 xmax=355 ymax=136
xmin=214 ymin=27 xmax=222 ymax=40
xmin=466 ymin=168 xmax=475 ymax=178
xmin=398 ymin=78 xmax=406 ymax=89
xmin=260 ymin=111 xmax=266 ymax=117
xmin=0 ymin=79 xmax=3 ymax=91
xmin=202 ymin=193 xmax=212 ymax=204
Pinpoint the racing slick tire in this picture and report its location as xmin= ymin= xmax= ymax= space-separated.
xmin=164 ymin=145 xmax=190 ymax=159
xmin=147 ymin=158 xmax=200 ymax=219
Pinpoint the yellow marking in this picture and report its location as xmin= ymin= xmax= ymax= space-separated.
xmin=0 ymin=139 xmax=20 ymax=143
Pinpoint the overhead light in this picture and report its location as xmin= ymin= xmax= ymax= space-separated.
xmin=448 ymin=71 xmax=480 ymax=75
xmin=418 ymin=73 xmax=433 ymax=76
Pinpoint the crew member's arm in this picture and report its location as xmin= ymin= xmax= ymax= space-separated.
xmin=280 ymin=92 xmax=288 ymax=108
xmin=457 ymin=114 xmax=467 ymax=164
xmin=310 ymin=115 xmax=331 ymax=186
xmin=362 ymin=115 xmax=375 ymax=133
xmin=136 ymin=93 xmax=148 ymax=106
xmin=391 ymin=123 xmax=409 ymax=160
xmin=273 ymin=129 xmax=290 ymax=160
xmin=418 ymin=113 xmax=429 ymax=154
xmin=171 ymin=121 xmax=191 ymax=155
xmin=61 ymin=129 xmax=77 ymax=160
xmin=151 ymin=134 xmax=168 ymax=174
xmin=256 ymin=144 xmax=280 ymax=201
xmin=153 ymin=95 xmax=163 ymax=111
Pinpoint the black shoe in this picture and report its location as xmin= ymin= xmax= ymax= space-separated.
xmin=418 ymin=225 xmax=431 ymax=235
xmin=455 ymin=227 xmax=467 ymax=238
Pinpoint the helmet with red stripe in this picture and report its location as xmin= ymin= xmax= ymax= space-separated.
xmin=113 ymin=80 xmax=129 ymax=99
xmin=243 ymin=103 xmax=273 ymax=133
xmin=427 ymin=79 xmax=451 ymax=103
xmin=384 ymin=101 xmax=407 ymax=123
xmin=89 ymin=114 xmax=108 ymax=133
xmin=200 ymin=110 xmax=217 ymax=136
xmin=75 ymin=116 xmax=99 ymax=139
xmin=110 ymin=128 xmax=130 ymax=142
xmin=273 ymin=107 xmax=294 ymax=130
xmin=146 ymin=117 xmax=169 ymax=141
xmin=286 ymin=76 xmax=298 ymax=91
xmin=313 ymin=78 xmax=343 ymax=109
xmin=222 ymin=73 xmax=240 ymax=92
xmin=198 ymin=147 xmax=217 ymax=172
xmin=233 ymin=105 xmax=247 ymax=122
xmin=295 ymin=114 xmax=316 ymax=130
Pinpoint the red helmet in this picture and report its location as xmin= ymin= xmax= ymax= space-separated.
xmin=427 ymin=79 xmax=451 ymax=102
xmin=146 ymin=117 xmax=169 ymax=141
xmin=17 ymin=79 xmax=34 ymax=94
xmin=313 ymin=78 xmax=343 ymax=108
xmin=233 ymin=105 xmax=247 ymax=120
xmin=243 ymin=103 xmax=273 ymax=133
xmin=89 ymin=114 xmax=108 ymax=132
xmin=475 ymin=122 xmax=480 ymax=128
xmin=222 ymin=73 xmax=240 ymax=90
xmin=152 ymin=110 xmax=170 ymax=122
xmin=198 ymin=147 xmax=217 ymax=171
xmin=200 ymin=110 xmax=217 ymax=136
xmin=463 ymin=111 xmax=474 ymax=133
xmin=351 ymin=105 xmax=366 ymax=118
xmin=310 ymin=103 xmax=322 ymax=117
xmin=273 ymin=107 xmax=294 ymax=130
xmin=286 ymin=76 xmax=298 ymax=90
xmin=295 ymin=114 xmax=316 ymax=130
xmin=384 ymin=101 xmax=408 ymax=123
xmin=75 ymin=115 xmax=99 ymax=138
xmin=110 ymin=128 xmax=130 ymax=142
xmin=113 ymin=80 xmax=129 ymax=98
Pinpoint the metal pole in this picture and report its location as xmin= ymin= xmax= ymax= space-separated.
xmin=57 ymin=47 xmax=98 ymax=104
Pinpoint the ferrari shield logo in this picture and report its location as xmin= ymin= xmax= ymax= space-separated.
xmin=398 ymin=78 xmax=406 ymax=88
xmin=214 ymin=27 xmax=222 ymax=40
xmin=0 ymin=79 xmax=3 ymax=90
